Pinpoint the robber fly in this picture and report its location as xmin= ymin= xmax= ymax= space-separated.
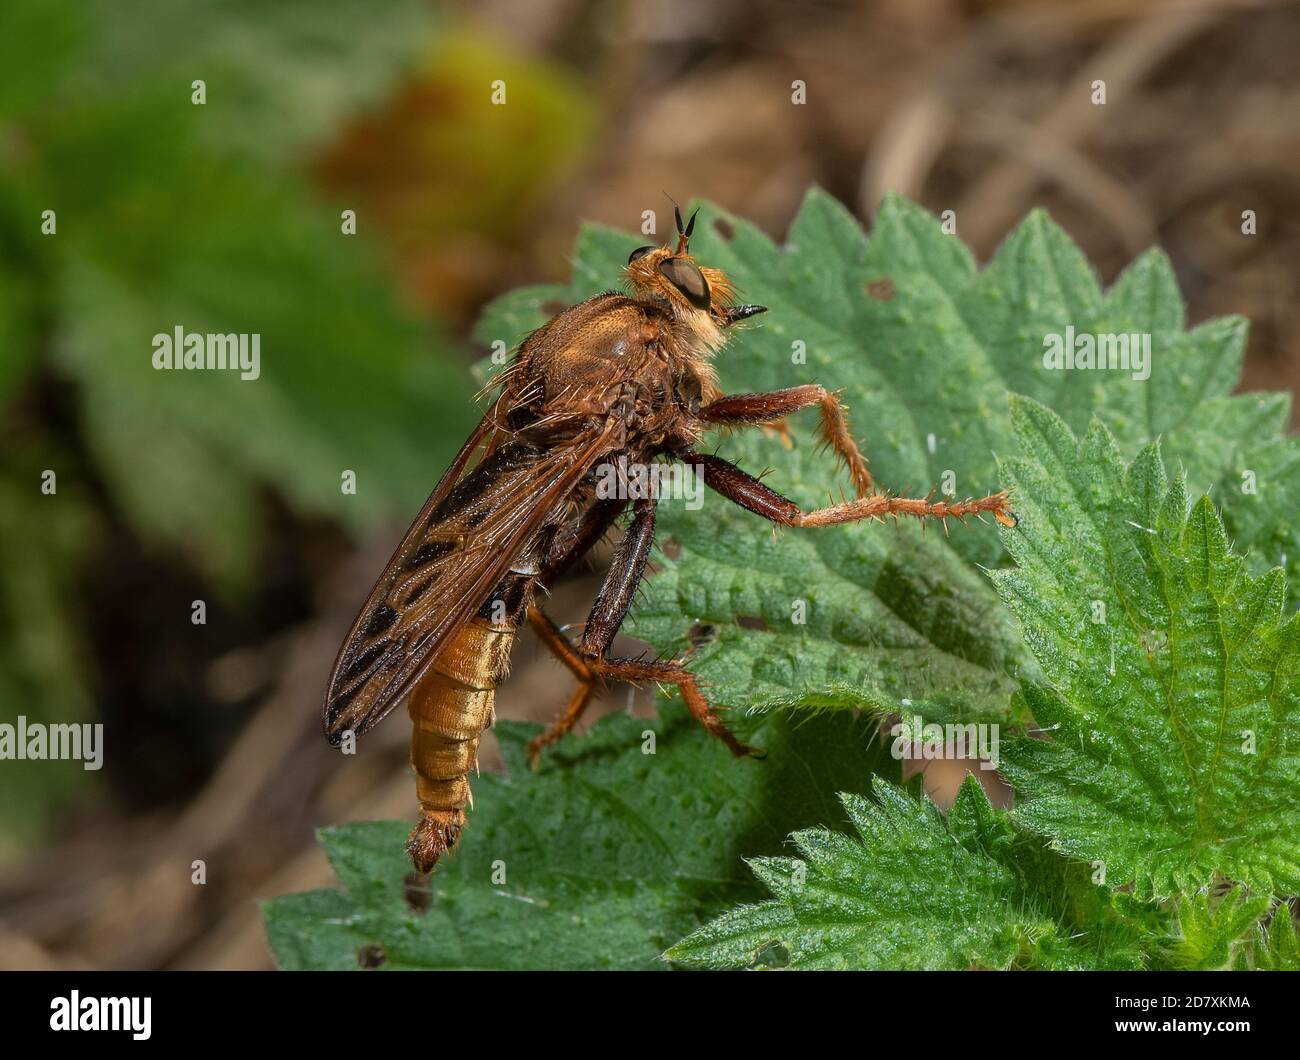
xmin=323 ymin=206 xmax=1015 ymax=873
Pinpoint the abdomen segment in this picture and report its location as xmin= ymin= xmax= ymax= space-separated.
xmin=406 ymin=616 xmax=515 ymax=872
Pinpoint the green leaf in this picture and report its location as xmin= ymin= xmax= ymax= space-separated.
xmin=1160 ymin=887 xmax=1271 ymax=970
xmin=261 ymin=888 xmax=376 ymax=972
xmin=263 ymin=703 xmax=895 ymax=970
xmin=474 ymin=190 xmax=1297 ymax=731
xmin=1247 ymin=901 xmax=1300 ymax=970
xmin=993 ymin=398 xmax=1300 ymax=897
xmin=669 ymin=775 xmax=1137 ymax=970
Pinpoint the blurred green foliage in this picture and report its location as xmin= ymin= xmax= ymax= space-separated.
xmin=0 ymin=0 xmax=600 ymax=850
xmin=0 ymin=457 xmax=92 ymax=854
xmin=2 ymin=0 xmax=480 ymax=581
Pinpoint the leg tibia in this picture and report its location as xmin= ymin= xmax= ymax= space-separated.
xmin=699 ymin=385 xmax=873 ymax=495
xmin=591 ymin=656 xmax=761 ymax=759
xmin=687 ymin=450 xmax=1014 ymax=532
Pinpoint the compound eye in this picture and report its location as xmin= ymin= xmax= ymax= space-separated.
xmin=627 ymin=245 xmax=656 ymax=265
xmin=657 ymin=257 xmax=710 ymax=309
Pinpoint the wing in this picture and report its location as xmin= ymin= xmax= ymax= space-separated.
xmin=323 ymin=411 xmax=618 ymax=744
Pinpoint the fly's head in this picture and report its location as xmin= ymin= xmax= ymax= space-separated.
xmin=624 ymin=206 xmax=766 ymax=335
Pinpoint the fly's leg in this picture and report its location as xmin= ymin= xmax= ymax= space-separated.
xmin=576 ymin=495 xmax=656 ymax=657
xmin=526 ymin=605 xmax=597 ymax=764
xmin=527 ymin=608 xmax=759 ymax=764
xmin=684 ymin=449 xmax=1016 ymax=530
xmin=526 ymin=494 xmax=654 ymax=765
xmin=523 ymin=496 xmax=628 ymax=765
xmin=539 ymin=496 xmax=628 ymax=586
xmin=577 ymin=497 xmax=759 ymax=758
xmin=587 ymin=654 xmax=757 ymax=759
xmin=700 ymin=384 xmax=874 ymax=496
xmin=529 ymin=496 xmax=758 ymax=763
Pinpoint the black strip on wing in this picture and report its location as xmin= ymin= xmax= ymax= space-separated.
xmin=322 ymin=422 xmax=617 ymax=743
xmin=321 ymin=402 xmax=500 ymax=739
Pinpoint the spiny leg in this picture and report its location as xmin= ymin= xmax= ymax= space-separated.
xmin=526 ymin=605 xmax=596 ymax=764
xmin=700 ymin=384 xmax=874 ymax=496
xmin=684 ymin=449 xmax=1015 ymax=531
xmin=528 ymin=496 xmax=656 ymax=764
xmin=524 ymin=496 xmax=628 ymax=764
xmin=539 ymin=496 xmax=627 ymax=587
xmin=527 ymin=610 xmax=759 ymax=762
xmin=529 ymin=672 xmax=598 ymax=762
xmin=577 ymin=498 xmax=759 ymax=757
xmin=532 ymin=496 xmax=757 ymax=761
xmin=589 ymin=655 xmax=758 ymax=758
xmin=578 ymin=495 xmax=657 ymax=658
xmin=528 ymin=602 xmax=594 ymax=680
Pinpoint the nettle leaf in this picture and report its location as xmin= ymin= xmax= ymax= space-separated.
xmin=1161 ymin=887 xmax=1271 ymax=970
xmin=474 ymin=190 xmax=1295 ymax=730
xmin=991 ymin=397 xmax=1300 ymax=897
xmin=668 ymin=775 xmax=1140 ymax=970
xmin=1246 ymin=902 xmax=1300 ymax=971
xmin=263 ymin=704 xmax=894 ymax=970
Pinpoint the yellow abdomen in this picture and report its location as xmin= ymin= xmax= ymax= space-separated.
xmin=406 ymin=617 xmax=515 ymax=872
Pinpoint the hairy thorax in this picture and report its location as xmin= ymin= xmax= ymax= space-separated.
xmin=510 ymin=293 xmax=720 ymax=453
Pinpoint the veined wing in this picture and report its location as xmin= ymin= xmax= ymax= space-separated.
xmin=323 ymin=417 xmax=617 ymax=743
